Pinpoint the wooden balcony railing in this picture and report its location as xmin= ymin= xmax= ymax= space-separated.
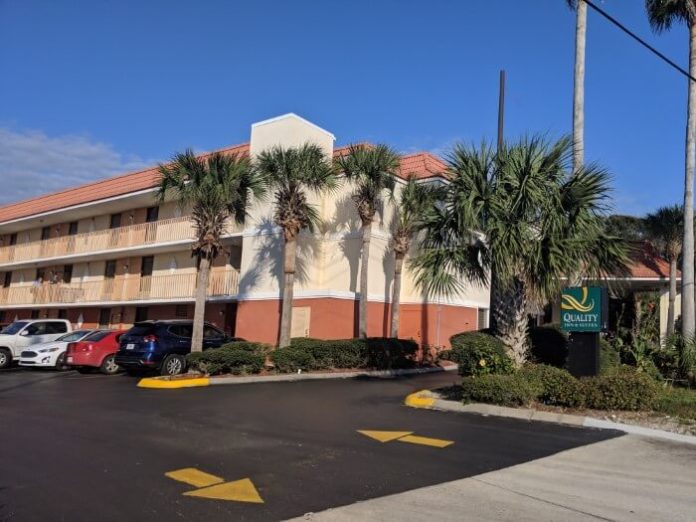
xmin=0 ymin=216 xmax=241 ymax=264
xmin=0 ymin=270 xmax=239 ymax=306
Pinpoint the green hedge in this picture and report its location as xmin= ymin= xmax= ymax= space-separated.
xmin=599 ymin=339 xmax=622 ymax=375
xmin=271 ymin=337 xmax=419 ymax=372
xmin=529 ymin=326 xmax=568 ymax=368
xmin=521 ymin=364 xmax=584 ymax=407
xmin=186 ymin=342 xmax=267 ymax=375
xmin=461 ymin=374 xmax=538 ymax=407
xmin=582 ymin=369 xmax=661 ymax=411
xmin=445 ymin=331 xmax=515 ymax=376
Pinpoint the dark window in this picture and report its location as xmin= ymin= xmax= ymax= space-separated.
xmin=63 ymin=265 xmax=73 ymax=284
xmin=36 ymin=268 xmax=45 ymax=282
xmin=135 ymin=306 xmax=149 ymax=322
xmin=0 ymin=311 xmax=5 ymax=324
xmin=9 ymin=233 xmax=17 ymax=246
xmin=99 ymin=308 xmax=111 ymax=328
xmin=3 ymin=272 xmax=11 ymax=288
xmin=44 ymin=321 xmax=68 ymax=334
xmin=68 ymin=222 xmax=78 ymax=235
xmin=175 ymin=304 xmax=188 ymax=318
xmin=30 ymin=310 xmax=40 ymax=319
xmin=26 ymin=320 xmax=45 ymax=333
xmin=146 ymin=206 xmax=159 ymax=223
xmin=41 ymin=226 xmax=51 ymax=240
xmin=109 ymin=214 xmax=121 ymax=229
xmin=203 ymin=325 xmax=225 ymax=340
xmin=104 ymin=260 xmax=116 ymax=279
xmin=84 ymin=330 xmax=111 ymax=342
xmin=58 ymin=309 xmax=68 ymax=320
xmin=140 ymin=256 xmax=154 ymax=277
xmin=129 ymin=324 xmax=155 ymax=336
xmin=168 ymin=324 xmax=193 ymax=338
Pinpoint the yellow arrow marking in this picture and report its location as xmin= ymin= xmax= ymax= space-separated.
xmin=357 ymin=430 xmax=414 ymax=442
xmin=183 ymin=478 xmax=264 ymax=503
xmin=398 ymin=434 xmax=454 ymax=448
xmin=165 ymin=468 xmax=224 ymax=488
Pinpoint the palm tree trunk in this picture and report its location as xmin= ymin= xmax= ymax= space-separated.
xmin=191 ymin=256 xmax=210 ymax=353
xmin=359 ymin=221 xmax=371 ymax=338
xmin=279 ymin=236 xmax=297 ymax=348
xmin=682 ymin=23 xmax=696 ymax=339
xmin=668 ymin=257 xmax=677 ymax=336
xmin=491 ymin=277 xmax=528 ymax=367
xmin=572 ymin=0 xmax=586 ymax=173
xmin=390 ymin=252 xmax=404 ymax=338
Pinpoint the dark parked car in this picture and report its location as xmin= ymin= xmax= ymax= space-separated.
xmin=115 ymin=320 xmax=238 ymax=376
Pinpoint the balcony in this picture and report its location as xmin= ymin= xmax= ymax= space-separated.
xmin=0 ymin=270 xmax=239 ymax=307
xmin=0 ymin=216 xmax=242 ymax=266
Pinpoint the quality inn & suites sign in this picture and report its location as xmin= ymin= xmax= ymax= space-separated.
xmin=561 ymin=286 xmax=604 ymax=333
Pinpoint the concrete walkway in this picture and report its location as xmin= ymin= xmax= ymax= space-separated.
xmin=289 ymin=435 xmax=696 ymax=522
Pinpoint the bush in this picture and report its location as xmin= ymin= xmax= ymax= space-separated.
xmin=582 ymin=369 xmax=661 ymax=411
xmin=599 ymin=338 xmax=621 ymax=375
xmin=461 ymin=374 xmax=538 ymax=407
xmin=445 ymin=332 xmax=515 ymax=376
xmin=529 ymin=326 xmax=568 ymax=368
xmin=521 ymin=364 xmax=585 ymax=407
xmin=271 ymin=346 xmax=315 ymax=373
xmin=287 ymin=337 xmax=418 ymax=370
xmin=186 ymin=343 xmax=266 ymax=376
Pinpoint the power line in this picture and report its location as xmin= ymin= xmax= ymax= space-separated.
xmin=584 ymin=0 xmax=696 ymax=83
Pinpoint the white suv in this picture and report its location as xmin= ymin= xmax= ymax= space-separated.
xmin=0 ymin=319 xmax=72 ymax=369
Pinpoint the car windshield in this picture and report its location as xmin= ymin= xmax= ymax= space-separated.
xmin=127 ymin=324 xmax=155 ymax=336
xmin=1 ymin=321 xmax=29 ymax=335
xmin=83 ymin=330 xmax=111 ymax=342
xmin=56 ymin=330 xmax=92 ymax=342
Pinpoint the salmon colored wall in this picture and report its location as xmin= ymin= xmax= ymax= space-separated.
xmin=235 ymin=298 xmax=478 ymax=347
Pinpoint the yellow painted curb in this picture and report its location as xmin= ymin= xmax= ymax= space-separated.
xmin=404 ymin=389 xmax=435 ymax=409
xmin=137 ymin=377 xmax=210 ymax=389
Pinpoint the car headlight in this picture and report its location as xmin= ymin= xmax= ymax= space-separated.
xmin=39 ymin=347 xmax=60 ymax=353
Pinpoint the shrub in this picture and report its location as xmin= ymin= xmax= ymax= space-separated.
xmin=186 ymin=343 xmax=266 ymax=376
xmin=288 ymin=337 xmax=418 ymax=370
xmin=271 ymin=346 xmax=315 ymax=373
xmin=529 ymin=326 xmax=568 ymax=368
xmin=599 ymin=338 xmax=621 ymax=375
xmin=445 ymin=332 xmax=515 ymax=376
xmin=460 ymin=374 xmax=538 ymax=407
xmin=582 ymin=369 xmax=661 ymax=411
xmin=521 ymin=364 xmax=585 ymax=407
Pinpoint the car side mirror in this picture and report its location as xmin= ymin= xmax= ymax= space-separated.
xmin=20 ymin=330 xmax=28 ymax=336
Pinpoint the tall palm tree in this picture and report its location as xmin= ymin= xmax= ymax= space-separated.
xmin=646 ymin=0 xmax=696 ymax=338
xmin=335 ymin=144 xmax=400 ymax=338
xmin=412 ymin=136 xmax=629 ymax=366
xmin=567 ymin=0 xmax=588 ymax=173
xmin=255 ymin=144 xmax=338 ymax=348
xmin=645 ymin=204 xmax=684 ymax=336
xmin=157 ymin=150 xmax=264 ymax=353
xmin=390 ymin=176 xmax=441 ymax=337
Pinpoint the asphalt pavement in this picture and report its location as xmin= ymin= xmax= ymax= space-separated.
xmin=1 ymin=367 xmax=620 ymax=521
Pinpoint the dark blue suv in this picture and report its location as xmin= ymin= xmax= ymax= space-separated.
xmin=115 ymin=320 xmax=236 ymax=376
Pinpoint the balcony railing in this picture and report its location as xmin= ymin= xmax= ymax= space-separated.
xmin=0 ymin=216 xmax=241 ymax=264
xmin=0 ymin=270 xmax=239 ymax=307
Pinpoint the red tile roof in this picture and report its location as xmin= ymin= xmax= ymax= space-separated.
xmin=0 ymin=143 xmax=448 ymax=223
xmin=627 ymin=243 xmax=679 ymax=280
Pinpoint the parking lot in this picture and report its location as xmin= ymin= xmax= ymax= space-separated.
xmin=0 ymin=367 xmax=625 ymax=521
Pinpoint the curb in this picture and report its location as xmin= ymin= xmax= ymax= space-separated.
xmin=138 ymin=364 xmax=458 ymax=390
xmin=405 ymin=391 xmax=696 ymax=446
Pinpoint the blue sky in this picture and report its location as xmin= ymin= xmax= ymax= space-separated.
xmin=0 ymin=0 xmax=689 ymax=215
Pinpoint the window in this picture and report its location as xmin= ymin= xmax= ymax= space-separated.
xmin=41 ymin=226 xmax=51 ymax=240
xmin=2 ymin=321 xmax=28 ymax=335
xmin=3 ymin=272 xmax=11 ymax=288
xmin=57 ymin=330 xmax=92 ymax=342
xmin=109 ymin=214 xmax=121 ymax=229
xmin=175 ymin=304 xmax=188 ymax=318
xmin=203 ymin=325 xmax=225 ymax=340
xmin=84 ymin=330 xmax=111 ymax=342
xmin=9 ymin=233 xmax=17 ymax=246
xmin=168 ymin=324 xmax=193 ymax=338
xmin=135 ymin=306 xmax=149 ymax=323
xmin=44 ymin=321 xmax=68 ymax=334
xmin=140 ymin=256 xmax=154 ymax=277
xmin=98 ymin=309 xmax=111 ymax=328
xmin=58 ymin=309 xmax=68 ymax=320
xmin=68 ymin=222 xmax=78 ymax=236
xmin=26 ymin=321 xmax=46 ymax=335
xmin=36 ymin=268 xmax=45 ymax=282
xmin=0 ymin=311 xmax=5 ymax=324
xmin=146 ymin=206 xmax=159 ymax=223
xmin=30 ymin=310 xmax=40 ymax=319
xmin=63 ymin=265 xmax=73 ymax=284
xmin=104 ymin=260 xmax=116 ymax=279
xmin=129 ymin=324 xmax=156 ymax=335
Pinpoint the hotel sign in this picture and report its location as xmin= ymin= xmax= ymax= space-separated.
xmin=561 ymin=287 xmax=605 ymax=333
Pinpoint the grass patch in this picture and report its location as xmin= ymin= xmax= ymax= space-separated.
xmin=656 ymin=386 xmax=696 ymax=424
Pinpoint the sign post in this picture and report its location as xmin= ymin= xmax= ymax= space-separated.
xmin=560 ymin=286 xmax=608 ymax=377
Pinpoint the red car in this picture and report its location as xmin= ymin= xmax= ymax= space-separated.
xmin=66 ymin=329 xmax=127 ymax=375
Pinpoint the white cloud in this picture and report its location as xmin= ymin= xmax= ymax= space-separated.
xmin=0 ymin=127 xmax=158 ymax=204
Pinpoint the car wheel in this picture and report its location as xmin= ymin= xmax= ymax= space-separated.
xmin=99 ymin=355 xmax=120 ymax=375
xmin=55 ymin=352 xmax=70 ymax=371
xmin=0 ymin=349 xmax=11 ymax=369
xmin=76 ymin=367 xmax=93 ymax=374
xmin=160 ymin=355 xmax=185 ymax=376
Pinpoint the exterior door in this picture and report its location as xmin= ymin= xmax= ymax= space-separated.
xmin=291 ymin=306 xmax=311 ymax=338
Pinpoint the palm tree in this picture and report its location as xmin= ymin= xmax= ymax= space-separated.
xmin=567 ymin=0 xmax=588 ymax=173
xmin=645 ymin=205 xmax=684 ymax=336
xmin=335 ymin=144 xmax=400 ymax=338
xmin=390 ymin=176 xmax=441 ymax=337
xmin=255 ymin=144 xmax=338 ymax=348
xmin=646 ymin=0 xmax=696 ymax=338
xmin=411 ymin=136 xmax=629 ymax=366
xmin=157 ymin=150 xmax=265 ymax=353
